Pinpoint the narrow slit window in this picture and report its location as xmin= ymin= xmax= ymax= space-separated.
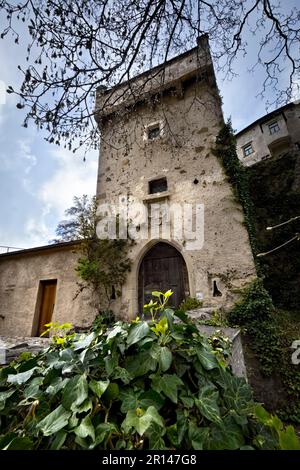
xmin=149 ymin=177 xmax=168 ymax=194
xmin=213 ymin=280 xmax=222 ymax=297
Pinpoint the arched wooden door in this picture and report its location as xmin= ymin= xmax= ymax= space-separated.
xmin=138 ymin=242 xmax=189 ymax=312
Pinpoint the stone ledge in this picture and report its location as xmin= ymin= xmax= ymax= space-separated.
xmin=0 ymin=336 xmax=50 ymax=365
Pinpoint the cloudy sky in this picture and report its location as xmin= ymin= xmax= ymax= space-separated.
xmin=0 ymin=2 xmax=299 ymax=250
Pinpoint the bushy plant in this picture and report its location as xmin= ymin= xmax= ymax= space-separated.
xmin=0 ymin=292 xmax=299 ymax=450
xmin=227 ymin=278 xmax=281 ymax=375
xmin=179 ymin=297 xmax=203 ymax=312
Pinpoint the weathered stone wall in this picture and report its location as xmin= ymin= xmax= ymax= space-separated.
xmin=96 ymin=45 xmax=256 ymax=318
xmin=0 ymin=244 xmax=97 ymax=336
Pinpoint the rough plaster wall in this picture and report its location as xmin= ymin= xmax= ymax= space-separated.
xmin=0 ymin=248 xmax=97 ymax=336
xmin=97 ymin=82 xmax=256 ymax=318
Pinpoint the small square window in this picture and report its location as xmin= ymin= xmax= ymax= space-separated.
xmin=242 ymin=143 xmax=254 ymax=157
xmin=149 ymin=177 xmax=167 ymax=194
xmin=268 ymin=120 xmax=280 ymax=135
xmin=148 ymin=125 xmax=160 ymax=140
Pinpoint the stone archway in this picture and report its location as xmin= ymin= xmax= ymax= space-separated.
xmin=138 ymin=242 xmax=189 ymax=312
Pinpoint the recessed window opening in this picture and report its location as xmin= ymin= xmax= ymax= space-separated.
xmin=213 ymin=280 xmax=222 ymax=297
xmin=147 ymin=124 xmax=160 ymax=140
xmin=268 ymin=120 xmax=280 ymax=135
xmin=149 ymin=177 xmax=168 ymax=194
xmin=110 ymin=285 xmax=116 ymax=300
xmin=242 ymin=142 xmax=253 ymax=157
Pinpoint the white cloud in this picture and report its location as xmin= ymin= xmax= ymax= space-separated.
xmin=19 ymin=146 xmax=98 ymax=246
xmin=38 ymin=146 xmax=98 ymax=217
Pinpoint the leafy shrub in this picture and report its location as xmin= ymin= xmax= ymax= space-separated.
xmin=227 ymin=278 xmax=281 ymax=375
xmin=179 ymin=297 xmax=203 ymax=312
xmin=0 ymin=293 xmax=299 ymax=450
xmin=91 ymin=310 xmax=116 ymax=331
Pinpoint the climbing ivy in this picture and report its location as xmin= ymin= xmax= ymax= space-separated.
xmin=214 ymin=121 xmax=260 ymax=270
xmin=76 ymin=236 xmax=132 ymax=308
xmin=227 ymin=278 xmax=281 ymax=376
xmin=228 ymin=279 xmax=300 ymax=424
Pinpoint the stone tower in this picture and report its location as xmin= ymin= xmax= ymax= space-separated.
xmin=95 ymin=35 xmax=256 ymax=319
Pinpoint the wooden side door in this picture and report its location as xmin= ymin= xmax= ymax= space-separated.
xmin=37 ymin=280 xmax=57 ymax=336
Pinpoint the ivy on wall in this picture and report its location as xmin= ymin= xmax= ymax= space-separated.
xmin=76 ymin=236 xmax=132 ymax=309
xmin=214 ymin=120 xmax=260 ymax=271
xmin=215 ymin=123 xmax=300 ymax=424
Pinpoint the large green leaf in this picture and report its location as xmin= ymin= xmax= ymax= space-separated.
xmin=152 ymin=374 xmax=184 ymax=404
xmin=122 ymin=406 xmax=164 ymax=436
xmin=3 ymin=436 xmax=34 ymax=450
xmin=125 ymin=351 xmax=157 ymax=378
xmin=46 ymin=377 xmax=69 ymax=397
xmin=37 ymin=405 xmax=71 ymax=436
xmin=126 ymin=322 xmax=150 ymax=347
xmin=74 ymin=415 xmax=95 ymax=441
xmin=139 ymin=390 xmax=165 ymax=410
xmin=0 ymin=389 xmax=15 ymax=411
xmin=147 ymin=423 xmax=166 ymax=450
xmin=217 ymin=369 xmax=253 ymax=412
xmin=50 ymin=430 xmax=67 ymax=450
xmin=94 ymin=423 xmax=118 ymax=447
xmin=196 ymin=346 xmax=218 ymax=370
xmin=120 ymin=389 xmax=139 ymax=413
xmin=188 ymin=421 xmax=209 ymax=450
xmin=159 ymin=346 xmax=172 ymax=372
xmin=62 ymin=375 xmax=88 ymax=411
xmin=24 ymin=377 xmax=44 ymax=399
xmin=89 ymin=379 xmax=110 ymax=398
xmin=195 ymin=386 xmax=221 ymax=424
xmin=7 ymin=368 xmax=36 ymax=385
xmin=208 ymin=416 xmax=245 ymax=450
xmin=279 ymin=425 xmax=300 ymax=450
xmin=73 ymin=332 xmax=96 ymax=351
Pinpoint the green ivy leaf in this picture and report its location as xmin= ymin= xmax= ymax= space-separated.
xmin=74 ymin=415 xmax=95 ymax=441
xmin=196 ymin=346 xmax=218 ymax=370
xmin=89 ymin=379 xmax=110 ymax=398
xmin=127 ymin=322 xmax=150 ymax=347
xmin=0 ymin=389 xmax=15 ymax=411
xmin=120 ymin=389 xmax=138 ymax=413
xmin=152 ymin=374 xmax=184 ymax=404
xmin=208 ymin=416 xmax=245 ymax=450
xmin=62 ymin=375 xmax=88 ymax=411
xmin=73 ymin=332 xmax=96 ymax=351
xmin=37 ymin=405 xmax=71 ymax=436
xmin=50 ymin=430 xmax=67 ymax=450
xmin=159 ymin=347 xmax=172 ymax=372
xmin=125 ymin=351 xmax=157 ymax=378
xmin=279 ymin=425 xmax=300 ymax=450
xmin=122 ymin=406 xmax=164 ymax=436
xmin=188 ymin=421 xmax=209 ymax=450
xmin=147 ymin=423 xmax=166 ymax=449
xmin=7 ymin=368 xmax=36 ymax=385
xmin=3 ymin=436 xmax=34 ymax=450
xmin=195 ymin=386 xmax=221 ymax=424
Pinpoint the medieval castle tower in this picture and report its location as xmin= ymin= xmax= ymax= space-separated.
xmin=94 ymin=35 xmax=256 ymax=318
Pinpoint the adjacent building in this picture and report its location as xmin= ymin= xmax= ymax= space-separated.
xmin=236 ymin=100 xmax=300 ymax=166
